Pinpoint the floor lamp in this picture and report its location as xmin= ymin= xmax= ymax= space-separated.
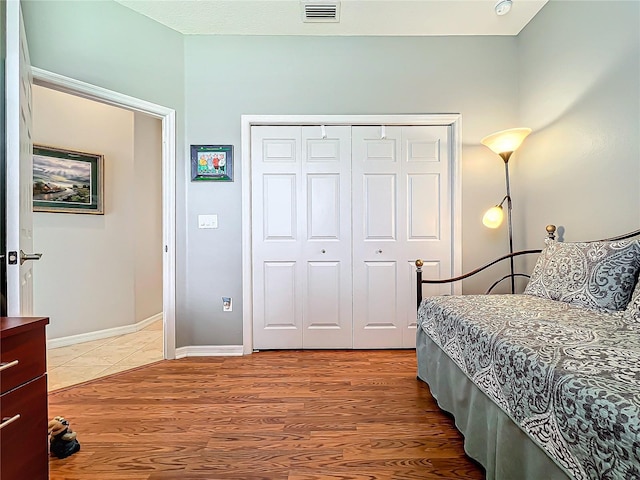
xmin=480 ymin=127 xmax=532 ymax=294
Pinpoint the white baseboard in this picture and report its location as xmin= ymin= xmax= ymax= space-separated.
xmin=175 ymin=345 xmax=244 ymax=358
xmin=47 ymin=313 xmax=163 ymax=349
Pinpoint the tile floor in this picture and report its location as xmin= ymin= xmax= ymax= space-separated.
xmin=47 ymin=319 xmax=164 ymax=391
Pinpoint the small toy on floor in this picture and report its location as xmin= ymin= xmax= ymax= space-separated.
xmin=47 ymin=416 xmax=81 ymax=459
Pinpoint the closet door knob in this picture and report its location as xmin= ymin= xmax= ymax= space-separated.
xmin=376 ymin=249 xmax=383 ymax=254
xmin=321 ymin=249 xmax=326 ymax=254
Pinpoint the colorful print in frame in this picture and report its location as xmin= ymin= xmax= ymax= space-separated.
xmin=33 ymin=145 xmax=104 ymax=214
xmin=191 ymin=145 xmax=233 ymax=181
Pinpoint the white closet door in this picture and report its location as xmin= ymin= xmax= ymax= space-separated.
xmin=300 ymin=126 xmax=352 ymax=348
xmin=252 ymin=126 xmax=352 ymax=349
xmin=352 ymin=126 xmax=452 ymax=348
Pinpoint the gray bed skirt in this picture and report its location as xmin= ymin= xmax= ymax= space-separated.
xmin=416 ymin=327 xmax=572 ymax=480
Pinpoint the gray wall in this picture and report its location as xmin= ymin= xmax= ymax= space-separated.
xmin=21 ymin=0 xmax=187 ymax=341
xmin=21 ymin=0 xmax=640 ymax=349
xmin=516 ymin=0 xmax=640 ymax=249
xmin=182 ymin=35 xmax=520 ymax=346
xmin=22 ymin=1 xmax=184 ymax=109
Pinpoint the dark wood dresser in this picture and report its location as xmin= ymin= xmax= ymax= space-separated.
xmin=1 ymin=316 xmax=49 ymax=480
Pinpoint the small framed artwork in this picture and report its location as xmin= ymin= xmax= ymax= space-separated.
xmin=33 ymin=145 xmax=104 ymax=214
xmin=191 ymin=144 xmax=233 ymax=182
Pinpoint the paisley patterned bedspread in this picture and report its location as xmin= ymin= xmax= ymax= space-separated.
xmin=417 ymin=294 xmax=640 ymax=480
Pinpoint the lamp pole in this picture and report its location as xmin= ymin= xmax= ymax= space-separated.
xmin=481 ymin=127 xmax=531 ymax=294
xmin=500 ymin=151 xmax=515 ymax=294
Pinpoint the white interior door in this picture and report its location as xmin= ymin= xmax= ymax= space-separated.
xmin=5 ymin=0 xmax=36 ymax=316
xmin=252 ymin=125 xmax=352 ymax=349
xmin=352 ymin=126 xmax=452 ymax=348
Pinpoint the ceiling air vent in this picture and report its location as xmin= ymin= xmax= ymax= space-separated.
xmin=301 ymin=1 xmax=340 ymax=23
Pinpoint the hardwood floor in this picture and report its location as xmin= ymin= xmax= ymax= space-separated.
xmin=48 ymin=350 xmax=484 ymax=480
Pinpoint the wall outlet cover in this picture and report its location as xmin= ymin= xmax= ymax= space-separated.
xmin=222 ymin=297 xmax=232 ymax=312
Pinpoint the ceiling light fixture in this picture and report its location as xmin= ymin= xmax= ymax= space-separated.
xmin=494 ymin=0 xmax=513 ymax=16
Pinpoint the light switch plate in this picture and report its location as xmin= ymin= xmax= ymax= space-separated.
xmin=198 ymin=214 xmax=218 ymax=229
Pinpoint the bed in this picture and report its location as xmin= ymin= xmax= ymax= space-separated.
xmin=415 ymin=226 xmax=640 ymax=480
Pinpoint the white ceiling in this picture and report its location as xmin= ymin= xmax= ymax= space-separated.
xmin=114 ymin=0 xmax=548 ymax=36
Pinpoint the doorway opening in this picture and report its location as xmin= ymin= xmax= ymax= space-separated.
xmin=33 ymin=85 xmax=164 ymax=389
xmin=32 ymin=68 xmax=177 ymax=388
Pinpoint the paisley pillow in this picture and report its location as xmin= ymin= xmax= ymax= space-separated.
xmin=524 ymin=239 xmax=640 ymax=312
xmin=624 ymin=281 xmax=640 ymax=320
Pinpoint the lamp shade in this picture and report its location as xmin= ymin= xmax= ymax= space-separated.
xmin=483 ymin=205 xmax=504 ymax=228
xmin=481 ymin=128 xmax=532 ymax=155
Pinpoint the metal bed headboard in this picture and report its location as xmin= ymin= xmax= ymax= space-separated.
xmin=415 ymin=225 xmax=640 ymax=309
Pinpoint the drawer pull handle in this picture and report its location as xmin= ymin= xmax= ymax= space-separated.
xmin=0 ymin=414 xmax=20 ymax=430
xmin=0 ymin=359 xmax=19 ymax=372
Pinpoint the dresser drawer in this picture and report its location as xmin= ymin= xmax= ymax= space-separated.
xmin=0 ymin=325 xmax=46 ymax=395
xmin=0 ymin=374 xmax=49 ymax=480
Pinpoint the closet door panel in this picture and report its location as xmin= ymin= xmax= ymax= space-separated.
xmin=252 ymin=127 xmax=304 ymax=349
xmin=352 ymin=126 xmax=452 ymax=348
xmin=352 ymin=126 xmax=404 ymax=348
xmin=252 ymin=125 xmax=352 ymax=349
xmin=301 ymin=126 xmax=352 ymax=348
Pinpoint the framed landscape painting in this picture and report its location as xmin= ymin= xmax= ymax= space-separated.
xmin=191 ymin=144 xmax=233 ymax=182
xmin=33 ymin=145 xmax=104 ymax=214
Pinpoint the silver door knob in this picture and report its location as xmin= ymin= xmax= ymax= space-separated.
xmin=321 ymin=249 xmax=326 ymax=254
xmin=20 ymin=250 xmax=43 ymax=265
xmin=376 ymin=249 xmax=383 ymax=254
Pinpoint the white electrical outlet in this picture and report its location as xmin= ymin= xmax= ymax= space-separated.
xmin=222 ymin=297 xmax=232 ymax=312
